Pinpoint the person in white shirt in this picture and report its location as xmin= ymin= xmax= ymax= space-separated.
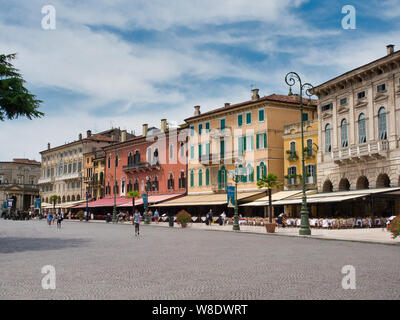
xmin=220 ymin=211 xmax=226 ymax=226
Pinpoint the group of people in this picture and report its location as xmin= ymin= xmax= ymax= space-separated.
xmin=44 ymin=211 xmax=64 ymax=229
xmin=205 ymin=210 xmax=227 ymax=226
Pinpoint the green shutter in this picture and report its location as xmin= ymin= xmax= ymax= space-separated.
xmin=206 ymin=169 xmax=209 ymax=185
xmin=220 ymin=140 xmax=225 ymax=159
xmin=199 ymin=124 xmax=202 ymax=135
xmin=199 ymin=170 xmax=202 ymax=186
xmin=238 ymin=137 xmax=243 ymax=156
xmin=205 ymin=122 xmax=210 ymax=132
xmin=238 ymin=114 xmax=243 ymax=126
xmin=250 ymin=166 xmax=254 ymax=182
xmin=218 ymin=170 xmax=221 ymax=188
xmin=259 ymin=109 xmax=264 ymax=122
xmin=256 ymin=134 xmax=260 ymax=149
xmin=190 ymin=171 xmax=194 ymax=187
xmin=250 ymin=136 xmax=253 ymax=150
xmin=206 ymin=143 xmax=210 ymax=155
xmin=256 ymin=166 xmax=260 ymax=181
xmin=198 ymin=144 xmax=202 ymax=159
xmin=243 ymin=136 xmax=247 ymax=151
xmin=264 ymin=133 xmax=267 ymax=148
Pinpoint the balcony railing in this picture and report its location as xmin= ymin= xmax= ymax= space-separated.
xmin=55 ymin=172 xmax=81 ymax=181
xmin=211 ymin=183 xmax=227 ymax=193
xmin=38 ymin=177 xmax=53 ymax=184
xmin=123 ymin=161 xmax=160 ymax=172
xmin=332 ymin=140 xmax=389 ymax=164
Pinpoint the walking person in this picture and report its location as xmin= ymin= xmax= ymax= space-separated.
xmin=154 ymin=209 xmax=159 ymax=224
xmin=208 ymin=209 xmax=213 ymax=226
xmin=220 ymin=211 xmax=226 ymax=226
xmin=133 ymin=209 xmax=141 ymax=236
xmin=47 ymin=211 xmax=53 ymax=226
xmin=57 ymin=212 xmax=63 ymax=229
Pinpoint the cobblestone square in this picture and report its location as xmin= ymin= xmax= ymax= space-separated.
xmin=0 ymin=219 xmax=399 ymax=300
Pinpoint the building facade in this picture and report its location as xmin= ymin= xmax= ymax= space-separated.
xmin=313 ymin=44 xmax=400 ymax=215
xmin=0 ymin=159 xmax=41 ymax=212
xmin=102 ymin=120 xmax=187 ymax=207
xmin=185 ymin=90 xmax=317 ymax=196
xmin=283 ymin=119 xmax=318 ymax=190
xmin=38 ymin=128 xmax=126 ymax=205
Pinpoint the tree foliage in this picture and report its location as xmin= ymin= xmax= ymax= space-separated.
xmin=0 ymin=53 xmax=44 ymax=121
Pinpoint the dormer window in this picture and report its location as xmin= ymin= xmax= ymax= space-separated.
xmin=377 ymin=84 xmax=386 ymax=92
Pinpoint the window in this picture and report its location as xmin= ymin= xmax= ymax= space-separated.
xmin=205 ymin=122 xmax=210 ymax=133
xmin=198 ymin=123 xmax=203 ymax=135
xmin=258 ymin=109 xmax=264 ymax=122
xmin=302 ymin=113 xmax=308 ymax=121
xmin=115 ymin=155 xmax=119 ymax=167
xmin=378 ymin=107 xmax=387 ymax=140
xmin=341 ymin=119 xmax=348 ymax=148
xmin=198 ymin=169 xmax=203 ymax=187
xmin=340 ymin=98 xmax=347 ymax=105
xmin=220 ymin=119 xmax=226 ymax=132
xmin=247 ymin=164 xmax=254 ymax=182
xmin=306 ymin=165 xmax=316 ymax=184
xmin=290 ymin=141 xmax=296 ymax=153
xmin=73 ymin=162 xmax=76 ymax=172
xmin=134 ymin=179 xmax=139 ymax=191
xmin=190 ymin=125 xmax=195 ymax=136
xmin=238 ymin=136 xmax=245 ymax=156
xmin=127 ymin=152 xmax=133 ymax=166
xmin=358 ymin=91 xmax=366 ymax=99
xmin=190 ymin=170 xmax=194 ymax=187
xmin=147 ymin=148 xmax=152 ymax=164
xmin=169 ymin=144 xmax=173 ymax=159
xmin=179 ymin=172 xmax=186 ymax=189
xmin=237 ymin=114 xmax=243 ymax=127
xmin=134 ymin=150 xmax=140 ymax=165
xmin=246 ymin=112 xmax=251 ymax=124
xmin=306 ymin=139 xmax=313 ymax=156
xmin=287 ymin=166 xmax=297 ymax=185
xmin=107 ymin=156 xmax=111 ymax=169
xmin=198 ymin=144 xmax=202 ymax=159
xmin=220 ymin=140 xmax=225 ymax=159
xmin=358 ymin=113 xmax=366 ymax=143
xmin=190 ymin=145 xmax=194 ymax=160
xmin=78 ymin=161 xmax=82 ymax=172
xmin=218 ymin=166 xmax=226 ymax=190
xmin=377 ymin=84 xmax=386 ymax=92
xmin=121 ymin=179 xmax=125 ymax=194
xmin=68 ymin=164 xmax=72 ymax=173
xmin=167 ymin=174 xmax=174 ymax=190
xmin=256 ymin=133 xmax=267 ymax=149
xmin=257 ymin=162 xmax=267 ymax=181
xmin=180 ymin=142 xmax=185 ymax=158
xmin=325 ymin=124 xmax=332 ymax=152
xmin=205 ymin=168 xmax=210 ymax=186
xmin=322 ymin=103 xmax=333 ymax=112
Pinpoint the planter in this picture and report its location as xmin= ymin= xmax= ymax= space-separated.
xmin=180 ymin=222 xmax=187 ymax=228
xmin=265 ymin=222 xmax=276 ymax=233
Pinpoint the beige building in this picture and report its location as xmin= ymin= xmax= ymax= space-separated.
xmin=313 ymin=44 xmax=400 ymax=216
xmin=83 ymin=150 xmax=105 ymax=200
xmin=39 ymin=129 xmax=126 ymax=207
xmin=0 ymin=159 xmax=41 ymax=212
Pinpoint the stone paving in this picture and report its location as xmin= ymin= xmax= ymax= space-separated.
xmin=0 ymin=219 xmax=399 ymax=300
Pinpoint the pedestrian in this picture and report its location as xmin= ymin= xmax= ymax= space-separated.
xmin=106 ymin=213 xmax=111 ymax=223
xmin=57 ymin=212 xmax=63 ymax=229
xmin=47 ymin=211 xmax=53 ymax=226
xmin=208 ymin=209 xmax=213 ymax=225
xmin=133 ymin=209 xmax=141 ymax=236
xmin=154 ymin=209 xmax=159 ymax=224
xmin=220 ymin=211 xmax=226 ymax=226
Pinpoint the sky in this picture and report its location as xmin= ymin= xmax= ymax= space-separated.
xmin=1 ymin=0 xmax=400 ymax=161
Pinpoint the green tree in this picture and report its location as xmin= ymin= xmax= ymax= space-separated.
xmin=0 ymin=53 xmax=43 ymax=121
xmin=125 ymin=190 xmax=140 ymax=216
xmin=49 ymin=195 xmax=59 ymax=212
xmin=257 ymin=173 xmax=282 ymax=223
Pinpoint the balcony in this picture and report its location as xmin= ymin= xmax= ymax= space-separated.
xmin=332 ymin=140 xmax=389 ymax=164
xmin=55 ymin=172 xmax=81 ymax=181
xmin=211 ymin=183 xmax=227 ymax=194
xmin=199 ymin=151 xmax=243 ymax=166
xmin=38 ymin=177 xmax=53 ymax=184
xmin=123 ymin=161 xmax=161 ymax=173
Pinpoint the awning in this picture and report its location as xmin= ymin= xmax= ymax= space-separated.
xmin=240 ymin=190 xmax=304 ymax=207
xmin=272 ymin=187 xmax=400 ymax=205
xmin=74 ymin=197 xmax=131 ymax=208
xmin=118 ymin=193 xmax=184 ymax=207
xmin=153 ymin=191 xmax=264 ymax=207
xmin=55 ymin=200 xmax=86 ymax=209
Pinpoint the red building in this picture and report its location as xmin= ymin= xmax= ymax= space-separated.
xmin=102 ymin=119 xmax=188 ymax=211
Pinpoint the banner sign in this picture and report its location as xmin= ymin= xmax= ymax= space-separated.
xmin=7 ymin=199 xmax=13 ymax=208
xmin=34 ymin=198 xmax=41 ymax=209
xmin=142 ymin=193 xmax=148 ymax=209
xmin=2 ymin=201 xmax=7 ymax=209
xmin=227 ymin=186 xmax=235 ymax=206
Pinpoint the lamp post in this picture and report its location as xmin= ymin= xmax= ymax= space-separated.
xmin=228 ymin=163 xmax=243 ymax=231
xmin=285 ymin=71 xmax=314 ymax=236
xmin=85 ymin=189 xmax=89 ymax=222
xmin=144 ymin=183 xmax=150 ymax=224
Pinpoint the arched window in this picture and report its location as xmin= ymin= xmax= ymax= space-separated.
xmin=168 ymin=173 xmax=174 ymax=190
xmin=115 ymin=154 xmax=119 ymax=168
xmin=287 ymin=166 xmax=297 ymax=185
xmin=179 ymin=171 xmax=186 ymax=189
xmin=198 ymin=169 xmax=203 ymax=186
xmin=127 ymin=152 xmax=133 ymax=166
xmin=127 ymin=180 xmax=132 ymax=192
xmin=290 ymin=141 xmax=296 ymax=153
xmin=134 ymin=150 xmax=140 ymax=165
xmin=358 ymin=113 xmax=366 ymax=144
xmin=134 ymin=179 xmax=139 ymax=191
xmin=218 ymin=166 xmax=227 ymax=190
xmin=341 ymin=119 xmax=348 ymax=148
xmin=325 ymin=124 xmax=331 ymax=152
xmin=180 ymin=142 xmax=185 ymax=158
xmin=107 ymin=156 xmax=111 ymax=169
xmin=169 ymin=144 xmax=173 ymax=160
xmin=378 ymin=107 xmax=387 ymax=140
xmin=306 ymin=139 xmax=313 ymax=157
xmin=257 ymin=162 xmax=267 ymax=181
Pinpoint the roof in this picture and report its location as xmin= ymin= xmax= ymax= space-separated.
xmin=0 ymin=159 xmax=41 ymax=166
xmin=240 ymin=190 xmax=304 ymax=207
xmin=313 ymin=49 xmax=400 ymax=91
xmin=185 ymin=94 xmax=318 ymax=122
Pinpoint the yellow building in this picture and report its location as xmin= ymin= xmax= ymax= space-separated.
xmin=83 ymin=150 xmax=105 ymax=200
xmin=283 ymin=119 xmax=318 ymax=190
xmin=156 ymin=89 xmax=317 ymax=216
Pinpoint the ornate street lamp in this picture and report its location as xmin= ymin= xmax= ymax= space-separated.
xmin=228 ymin=162 xmax=244 ymax=231
xmin=144 ymin=183 xmax=150 ymax=224
xmin=285 ymin=71 xmax=314 ymax=236
xmin=112 ymin=153 xmax=119 ymax=223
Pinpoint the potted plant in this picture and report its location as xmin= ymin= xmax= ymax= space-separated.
xmin=176 ymin=210 xmax=192 ymax=228
xmin=387 ymin=215 xmax=400 ymax=239
xmin=76 ymin=210 xmax=85 ymax=221
xmin=286 ymin=150 xmax=298 ymax=161
xmin=257 ymin=173 xmax=283 ymax=233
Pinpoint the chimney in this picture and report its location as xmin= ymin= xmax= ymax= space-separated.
xmin=194 ymin=105 xmax=201 ymax=116
xmin=86 ymin=130 xmax=92 ymax=138
xmin=47 ymin=143 xmax=50 ymax=150
xmin=224 ymin=103 xmax=230 ymax=107
xmin=142 ymin=124 xmax=148 ymax=137
xmin=251 ymin=88 xmax=260 ymax=100
xmin=387 ymin=44 xmax=395 ymax=55
xmin=161 ymin=119 xmax=167 ymax=132
xmin=79 ymin=133 xmax=82 ymax=140
xmin=120 ymin=130 xmax=127 ymax=142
